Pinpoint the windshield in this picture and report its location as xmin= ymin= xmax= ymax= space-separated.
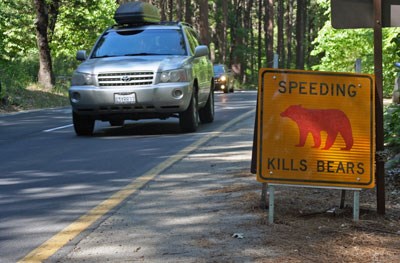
xmin=213 ymin=65 xmax=225 ymax=74
xmin=91 ymin=29 xmax=187 ymax=58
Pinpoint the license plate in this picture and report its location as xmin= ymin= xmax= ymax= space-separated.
xmin=114 ymin=93 xmax=136 ymax=104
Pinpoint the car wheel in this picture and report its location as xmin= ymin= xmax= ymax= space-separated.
xmin=73 ymin=112 xmax=95 ymax=136
xmin=179 ymin=93 xmax=199 ymax=132
xmin=199 ymin=90 xmax=214 ymax=123
xmin=109 ymin=120 xmax=124 ymax=126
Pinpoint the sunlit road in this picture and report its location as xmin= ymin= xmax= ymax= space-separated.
xmin=0 ymin=90 xmax=257 ymax=262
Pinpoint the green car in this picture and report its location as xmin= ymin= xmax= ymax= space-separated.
xmin=213 ymin=64 xmax=235 ymax=93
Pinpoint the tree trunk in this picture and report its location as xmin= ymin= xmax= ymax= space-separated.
xmin=258 ymin=0 xmax=263 ymax=69
xmin=307 ymin=7 xmax=314 ymax=67
xmin=198 ymin=0 xmax=210 ymax=46
xmin=230 ymin=0 xmax=243 ymax=78
xmin=185 ymin=0 xmax=192 ymax=24
xmin=214 ymin=1 xmax=222 ymax=62
xmin=243 ymin=0 xmax=254 ymax=83
xmin=296 ymin=0 xmax=306 ymax=69
xmin=176 ymin=0 xmax=183 ymax=21
xmin=47 ymin=0 xmax=60 ymax=43
xmin=222 ymin=0 xmax=228 ymax=63
xmin=159 ymin=0 xmax=167 ymax=21
xmin=265 ymin=0 xmax=274 ymax=68
xmin=286 ymin=0 xmax=294 ymax=68
xmin=277 ymin=0 xmax=284 ymax=68
xmin=251 ymin=19 xmax=255 ymax=82
xmin=168 ymin=0 xmax=173 ymax=21
xmin=34 ymin=0 xmax=54 ymax=90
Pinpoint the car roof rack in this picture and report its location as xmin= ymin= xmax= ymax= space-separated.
xmin=114 ymin=2 xmax=161 ymax=25
xmin=177 ymin=22 xmax=193 ymax=28
xmin=110 ymin=20 xmax=194 ymax=30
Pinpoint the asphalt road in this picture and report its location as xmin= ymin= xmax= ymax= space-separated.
xmin=0 ymin=90 xmax=257 ymax=262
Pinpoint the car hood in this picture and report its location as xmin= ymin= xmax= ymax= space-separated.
xmin=214 ymin=73 xmax=225 ymax=78
xmin=76 ymin=55 xmax=190 ymax=74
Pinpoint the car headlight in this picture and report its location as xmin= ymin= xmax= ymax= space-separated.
xmin=159 ymin=69 xmax=188 ymax=83
xmin=71 ymin=72 xmax=96 ymax=86
xmin=220 ymin=75 xmax=227 ymax=81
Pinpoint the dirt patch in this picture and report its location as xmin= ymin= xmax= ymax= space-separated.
xmin=0 ymin=86 xmax=69 ymax=114
xmin=225 ymin=169 xmax=400 ymax=262
xmin=0 ymin=96 xmax=22 ymax=113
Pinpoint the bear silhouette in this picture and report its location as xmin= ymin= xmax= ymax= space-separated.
xmin=280 ymin=105 xmax=353 ymax=151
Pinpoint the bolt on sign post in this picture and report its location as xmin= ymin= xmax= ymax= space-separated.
xmin=257 ymin=69 xmax=375 ymax=189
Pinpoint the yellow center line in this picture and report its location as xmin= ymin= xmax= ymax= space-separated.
xmin=19 ymin=109 xmax=255 ymax=263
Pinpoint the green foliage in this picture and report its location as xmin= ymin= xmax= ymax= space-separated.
xmin=311 ymin=22 xmax=400 ymax=97
xmin=0 ymin=0 xmax=118 ymax=91
xmin=0 ymin=56 xmax=39 ymax=90
xmin=384 ymin=105 xmax=400 ymax=147
xmin=311 ymin=23 xmax=374 ymax=72
xmin=51 ymin=0 xmax=117 ymax=59
xmin=0 ymin=0 xmax=36 ymax=60
xmin=50 ymin=0 xmax=117 ymax=77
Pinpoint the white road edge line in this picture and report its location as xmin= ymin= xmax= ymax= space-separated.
xmin=43 ymin=124 xmax=73 ymax=133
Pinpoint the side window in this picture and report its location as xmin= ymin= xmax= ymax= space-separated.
xmin=184 ymin=28 xmax=200 ymax=55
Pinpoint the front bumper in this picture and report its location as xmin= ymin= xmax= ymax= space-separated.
xmin=214 ymin=80 xmax=227 ymax=91
xmin=69 ymin=83 xmax=192 ymax=120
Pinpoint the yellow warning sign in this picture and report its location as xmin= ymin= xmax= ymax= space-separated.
xmin=256 ymin=69 xmax=375 ymax=188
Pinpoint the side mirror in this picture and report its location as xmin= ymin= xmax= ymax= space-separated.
xmin=194 ymin=45 xmax=209 ymax=58
xmin=76 ymin=50 xmax=87 ymax=61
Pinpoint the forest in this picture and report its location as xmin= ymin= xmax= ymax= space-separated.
xmin=0 ymin=1 xmax=400 ymax=98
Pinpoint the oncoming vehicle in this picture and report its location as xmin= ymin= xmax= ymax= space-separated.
xmin=69 ymin=2 xmax=214 ymax=136
xmin=213 ymin=64 xmax=235 ymax=93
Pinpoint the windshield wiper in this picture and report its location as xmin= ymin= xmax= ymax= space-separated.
xmin=124 ymin=53 xmax=163 ymax=56
xmin=124 ymin=52 xmax=170 ymax=57
xmin=92 ymin=55 xmax=117 ymax=58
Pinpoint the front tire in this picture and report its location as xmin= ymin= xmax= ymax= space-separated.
xmin=199 ymin=90 xmax=214 ymax=123
xmin=179 ymin=93 xmax=199 ymax=132
xmin=73 ymin=112 xmax=95 ymax=136
xmin=229 ymin=82 xmax=234 ymax=93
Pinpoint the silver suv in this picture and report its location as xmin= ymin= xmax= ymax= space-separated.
xmin=69 ymin=8 xmax=214 ymax=135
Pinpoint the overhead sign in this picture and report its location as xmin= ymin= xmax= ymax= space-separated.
xmin=257 ymin=69 xmax=375 ymax=188
xmin=331 ymin=0 xmax=400 ymax=29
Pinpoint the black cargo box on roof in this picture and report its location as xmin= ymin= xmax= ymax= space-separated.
xmin=114 ymin=2 xmax=161 ymax=25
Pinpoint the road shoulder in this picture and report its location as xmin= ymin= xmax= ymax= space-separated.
xmin=49 ymin=110 xmax=400 ymax=263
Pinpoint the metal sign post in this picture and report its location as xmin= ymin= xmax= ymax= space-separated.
xmin=267 ymin=185 xmax=361 ymax=223
xmin=331 ymin=0 xmax=390 ymax=215
xmin=374 ymin=0 xmax=386 ymax=215
xmin=253 ymin=54 xmax=279 ymax=209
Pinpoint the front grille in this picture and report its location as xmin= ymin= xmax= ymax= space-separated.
xmin=98 ymin=72 xmax=154 ymax=87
